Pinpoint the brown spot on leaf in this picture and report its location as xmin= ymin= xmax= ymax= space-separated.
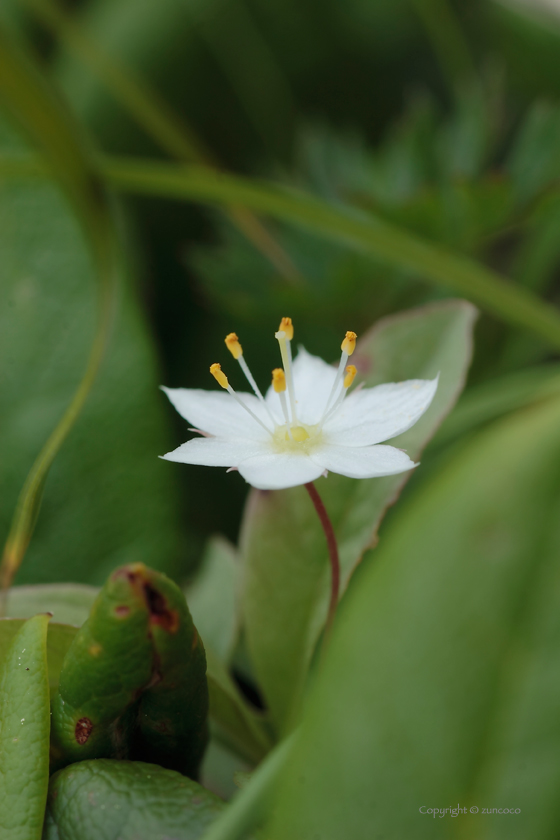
xmin=143 ymin=582 xmax=179 ymax=633
xmin=115 ymin=605 xmax=130 ymax=618
xmin=75 ymin=717 xmax=93 ymax=745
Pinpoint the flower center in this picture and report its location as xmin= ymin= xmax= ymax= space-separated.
xmin=272 ymin=422 xmax=321 ymax=451
xmin=277 ymin=424 xmax=310 ymax=442
xmin=211 ymin=318 xmax=358 ymax=439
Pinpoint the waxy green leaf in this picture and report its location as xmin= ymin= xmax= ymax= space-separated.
xmin=44 ymin=759 xmax=225 ymax=840
xmin=240 ymin=300 xmax=477 ymax=733
xmin=269 ymin=394 xmax=560 ymax=840
xmin=0 ymin=618 xmax=76 ymax=690
xmin=0 ymin=614 xmax=51 ymax=840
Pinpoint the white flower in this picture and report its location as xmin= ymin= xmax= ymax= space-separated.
xmin=160 ymin=321 xmax=438 ymax=491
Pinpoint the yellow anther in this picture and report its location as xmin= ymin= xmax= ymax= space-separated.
xmin=341 ymin=331 xmax=357 ymax=356
xmin=225 ymin=332 xmax=243 ymax=359
xmin=210 ymin=363 xmax=229 ymax=389
xmin=344 ymin=364 xmax=357 ymax=389
xmin=278 ymin=317 xmax=294 ymax=340
xmin=272 ymin=368 xmax=286 ymax=393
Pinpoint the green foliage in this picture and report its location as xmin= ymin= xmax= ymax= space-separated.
xmin=187 ymin=537 xmax=239 ymax=663
xmin=0 ymin=615 xmax=51 ymax=840
xmin=1 ymin=2 xmax=560 ymax=838
xmin=0 ymin=119 xmax=184 ymax=585
xmin=269 ymin=393 xmax=560 ymax=839
xmin=5 ymin=585 xmax=98 ymax=626
xmin=44 ymin=759 xmax=225 ymax=840
xmin=241 ymin=300 xmax=476 ymax=733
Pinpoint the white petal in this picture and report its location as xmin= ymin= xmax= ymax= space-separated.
xmin=237 ymin=451 xmax=325 ymax=490
xmin=265 ymin=346 xmax=338 ymax=425
xmin=161 ymin=436 xmax=268 ymax=467
xmin=311 ymin=444 xmax=416 ymax=478
xmin=323 ymin=377 xmax=438 ymax=446
xmin=161 ymin=387 xmax=271 ymax=441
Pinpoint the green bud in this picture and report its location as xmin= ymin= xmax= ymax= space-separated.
xmin=130 ymin=567 xmax=209 ymax=778
xmin=50 ymin=563 xmax=208 ymax=778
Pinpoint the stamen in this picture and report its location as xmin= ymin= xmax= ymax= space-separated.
xmin=272 ymin=368 xmax=287 ymax=392
xmin=341 ymin=331 xmax=357 ymax=356
xmin=224 ymin=332 xmax=243 ymax=359
xmin=323 ymin=364 xmax=357 ymax=423
xmin=209 ymin=363 xmax=272 ymax=436
xmin=224 ymin=332 xmax=277 ymax=425
xmin=343 ymin=364 xmax=357 ymax=389
xmin=272 ymin=368 xmax=293 ymax=439
xmin=275 ymin=325 xmax=299 ymax=426
xmin=321 ymin=330 xmax=358 ymax=420
xmin=278 ymin=317 xmax=294 ymax=340
xmin=210 ymin=362 xmax=228 ymax=389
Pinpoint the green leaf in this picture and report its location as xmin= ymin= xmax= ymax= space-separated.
xmin=0 ymin=614 xmax=51 ymax=840
xmin=5 ymin=584 xmax=98 ymax=626
xmin=44 ymin=759 xmax=225 ymax=840
xmin=240 ymin=299 xmax=477 ymax=733
xmin=433 ymin=362 xmax=560 ymax=450
xmin=187 ymin=537 xmax=239 ymax=663
xmin=0 ymin=618 xmax=77 ymax=690
xmin=269 ymin=393 xmax=560 ymax=840
xmin=0 ymin=27 xmax=121 ymax=588
xmin=206 ymin=647 xmax=272 ymax=766
xmin=0 ymin=127 xmax=184 ymax=585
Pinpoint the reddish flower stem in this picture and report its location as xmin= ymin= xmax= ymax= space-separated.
xmin=304 ymin=481 xmax=340 ymax=637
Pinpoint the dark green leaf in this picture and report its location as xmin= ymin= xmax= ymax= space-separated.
xmin=0 ymin=122 xmax=184 ymax=585
xmin=44 ymin=759 xmax=225 ymax=840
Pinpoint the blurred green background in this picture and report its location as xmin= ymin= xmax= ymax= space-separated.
xmin=2 ymin=0 xmax=560 ymax=588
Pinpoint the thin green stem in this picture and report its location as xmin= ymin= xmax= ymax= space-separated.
xmin=4 ymin=151 xmax=560 ymax=350
xmin=304 ymin=482 xmax=340 ymax=637
xmin=96 ymin=156 xmax=560 ymax=351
